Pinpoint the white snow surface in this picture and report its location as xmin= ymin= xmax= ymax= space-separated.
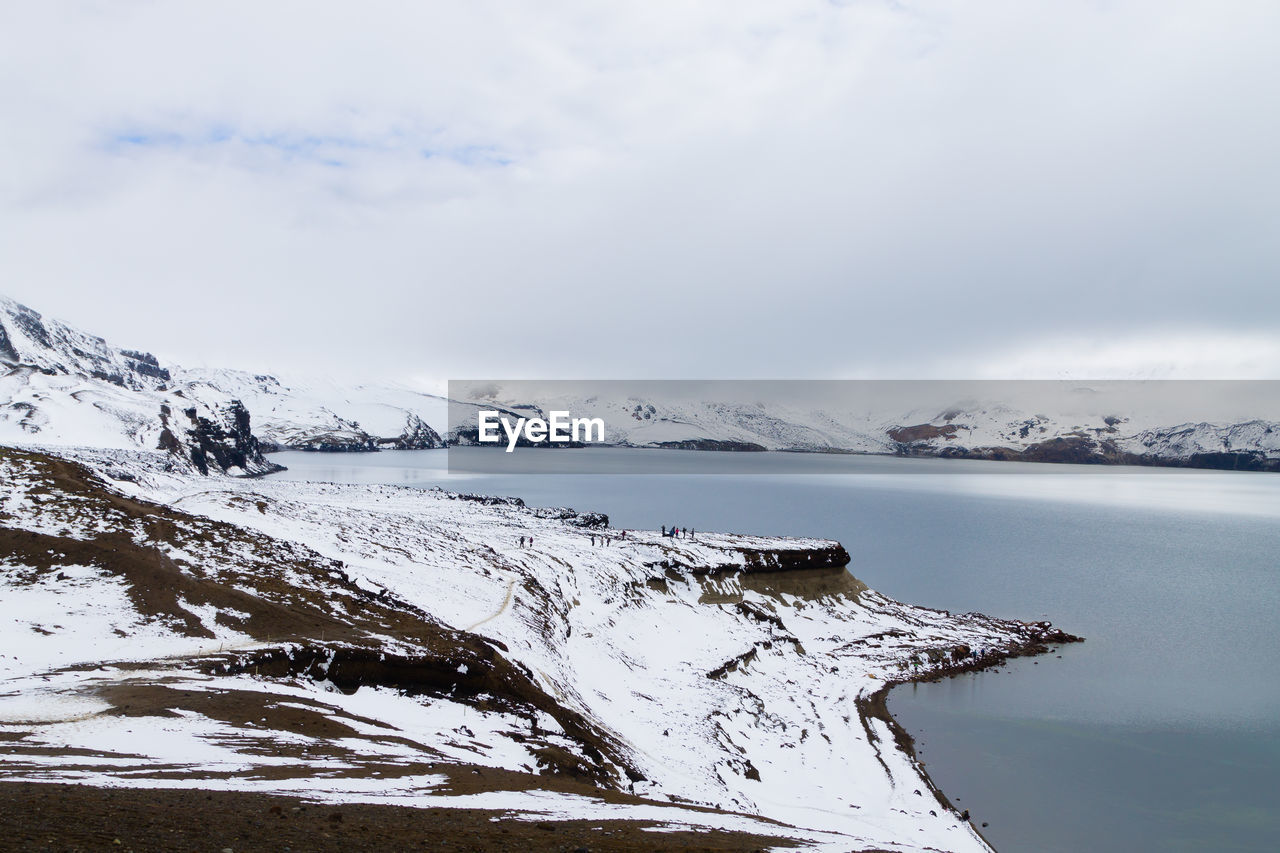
xmin=0 ymin=445 xmax=1075 ymax=851
xmin=176 ymin=367 xmax=446 ymax=451
xmin=0 ymin=293 xmax=445 ymax=460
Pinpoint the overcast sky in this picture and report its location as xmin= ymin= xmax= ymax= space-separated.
xmin=2 ymin=1 xmax=1278 ymax=382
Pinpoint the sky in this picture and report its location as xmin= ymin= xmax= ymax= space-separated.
xmin=1 ymin=1 xmax=1278 ymax=382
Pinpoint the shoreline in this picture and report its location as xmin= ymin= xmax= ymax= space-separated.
xmin=266 ymin=441 xmax=1280 ymax=475
xmin=860 ymin=623 xmax=1084 ymax=849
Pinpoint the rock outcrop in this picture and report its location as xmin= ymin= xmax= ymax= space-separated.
xmin=158 ymin=401 xmax=283 ymax=476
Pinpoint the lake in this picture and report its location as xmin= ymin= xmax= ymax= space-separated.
xmin=267 ymin=448 xmax=1280 ymax=852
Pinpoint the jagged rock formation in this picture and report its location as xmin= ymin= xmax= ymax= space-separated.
xmin=379 ymin=411 xmax=444 ymax=449
xmin=157 ymin=401 xmax=280 ymax=476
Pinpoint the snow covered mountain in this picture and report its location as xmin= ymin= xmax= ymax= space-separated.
xmin=0 ymin=294 xmax=278 ymax=476
xmin=6 ymin=292 xmax=1276 ymax=473
xmin=175 ymin=368 xmax=445 ymax=452
xmin=0 ymin=294 xmax=444 ymax=471
xmin=452 ymin=381 xmax=1280 ymax=471
xmin=0 ymin=295 xmax=171 ymax=391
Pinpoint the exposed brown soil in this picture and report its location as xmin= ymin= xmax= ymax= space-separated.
xmin=694 ymin=566 xmax=867 ymax=606
xmin=887 ymin=424 xmax=959 ymax=443
xmin=0 ymin=782 xmax=805 ymax=853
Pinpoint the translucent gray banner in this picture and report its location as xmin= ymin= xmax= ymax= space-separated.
xmin=445 ymin=380 xmax=1280 ymax=474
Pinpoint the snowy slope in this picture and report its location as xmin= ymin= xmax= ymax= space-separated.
xmin=176 ymin=368 xmax=446 ymax=451
xmin=0 ymin=294 xmax=445 ymax=468
xmin=0 ymin=444 xmax=1077 ymax=851
xmin=0 ymin=296 xmax=278 ymax=476
xmin=0 ymin=294 xmax=170 ymax=391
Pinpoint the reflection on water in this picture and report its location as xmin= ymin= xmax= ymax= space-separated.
xmin=267 ymin=449 xmax=1280 ymax=851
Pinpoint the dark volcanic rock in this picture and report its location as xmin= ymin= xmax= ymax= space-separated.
xmin=651 ymin=543 xmax=851 ymax=577
xmin=7 ymin=301 xmax=53 ymax=350
xmin=159 ymin=401 xmax=283 ymax=477
xmin=0 ymin=320 xmax=17 ymax=364
xmin=121 ymin=349 xmax=171 ymax=382
xmin=293 ymin=435 xmax=379 ymax=452
xmin=653 ymin=439 xmax=767 ymax=452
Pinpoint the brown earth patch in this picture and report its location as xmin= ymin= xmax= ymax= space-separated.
xmin=0 ymin=781 xmax=811 ymax=852
xmin=887 ymin=424 xmax=959 ymax=443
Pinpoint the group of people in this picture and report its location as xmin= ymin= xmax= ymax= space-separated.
xmin=519 ymin=525 xmax=694 ymax=550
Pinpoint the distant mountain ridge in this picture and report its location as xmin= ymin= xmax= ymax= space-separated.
xmin=4 ymin=294 xmax=1277 ymax=473
xmin=175 ymin=368 xmax=445 ymax=452
xmin=0 ymin=295 xmax=171 ymax=391
xmin=454 ymin=384 xmax=1280 ymax=472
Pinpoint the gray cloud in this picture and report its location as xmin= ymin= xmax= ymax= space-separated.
xmin=2 ymin=1 xmax=1277 ymax=380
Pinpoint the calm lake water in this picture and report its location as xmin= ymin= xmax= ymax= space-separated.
xmin=268 ymin=448 xmax=1280 ymax=852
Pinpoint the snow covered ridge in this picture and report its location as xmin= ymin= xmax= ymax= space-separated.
xmin=0 ymin=294 xmax=443 ymax=468
xmin=175 ymin=367 xmax=445 ymax=452
xmin=0 ymin=294 xmax=169 ymax=391
xmin=5 ymin=291 xmax=1278 ymax=476
xmin=1 ymin=445 xmax=1079 ymax=851
xmin=451 ymin=382 xmax=1280 ymax=471
xmin=0 ymin=295 xmax=277 ymax=475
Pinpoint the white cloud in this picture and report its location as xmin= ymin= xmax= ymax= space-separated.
xmin=1 ymin=1 xmax=1278 ymax=379
xmin=962 ymin=331 xmax=1280 ymax=380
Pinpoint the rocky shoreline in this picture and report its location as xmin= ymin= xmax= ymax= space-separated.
xmin=860 ymin=620 xmax=1084 ymax=839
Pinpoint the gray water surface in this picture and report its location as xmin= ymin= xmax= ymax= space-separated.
xmin=267 ymin=449 xmax=1280 ymax=851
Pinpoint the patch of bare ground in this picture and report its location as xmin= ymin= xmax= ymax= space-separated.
xmin=694 ymin=566 xmax=867 ymax=606
xmin=0 ymin=781 xmax=813 ymax=853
